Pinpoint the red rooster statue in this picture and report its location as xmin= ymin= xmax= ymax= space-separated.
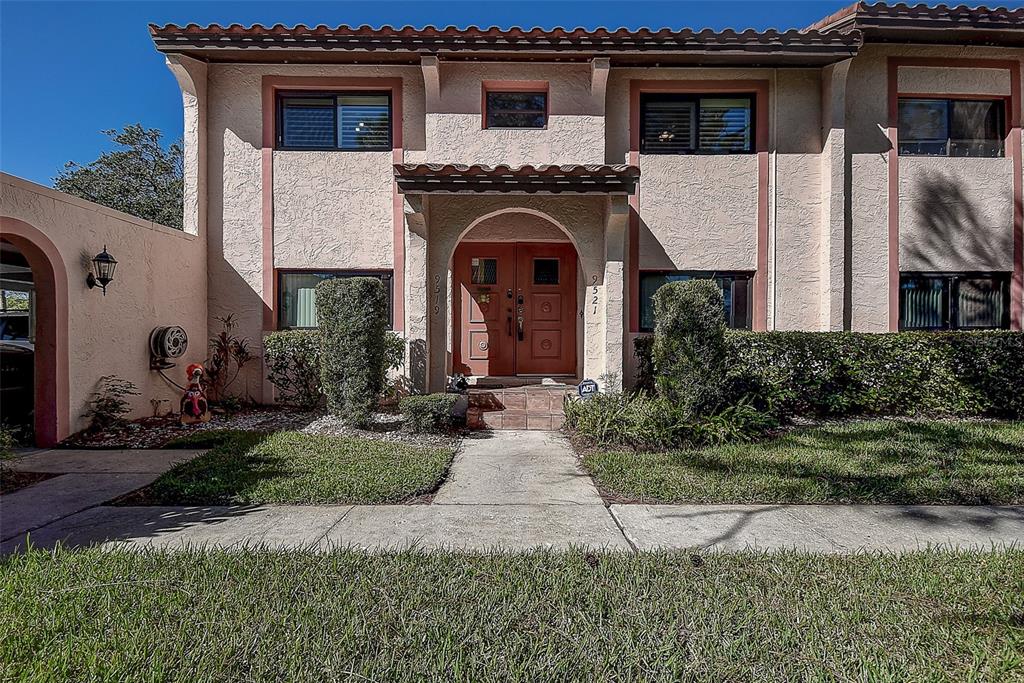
xmin=180 ymin=363 xmax=212 ymax=424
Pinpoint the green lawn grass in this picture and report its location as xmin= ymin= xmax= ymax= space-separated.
xmin=139 ymin=431 xmax=454 ymax=505
xmin=583 ymin=420 xmax=1024 ymax=504
xmin=2 ymin=547 xmax=1021 ymax=682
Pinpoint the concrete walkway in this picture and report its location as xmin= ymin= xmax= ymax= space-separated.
xmin=2 ymin=434 xmax=1023 ymax=553
xmin=1 ymin=449 xmax=203 ymax=544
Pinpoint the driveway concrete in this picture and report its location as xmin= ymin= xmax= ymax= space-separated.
xmin=434 ymin=430 xmax=602 ymax=505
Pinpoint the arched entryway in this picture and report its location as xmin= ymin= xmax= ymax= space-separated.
xmin=0 ymin=218 xmax=69 ymax=447
xmin=451 ymin=210 xmax=580 ymax=379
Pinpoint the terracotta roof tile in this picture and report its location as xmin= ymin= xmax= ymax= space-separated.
xmin=393 ymin=163 xmax=640 ymax=194
xmin=806 ymin=1 xmax=1024 ymax=32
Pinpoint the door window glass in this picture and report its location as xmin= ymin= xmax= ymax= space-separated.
xmin=470 ymin=258 xmax=497 ymax=285
xmin=533 ymin=258 xmax=560 ymax=285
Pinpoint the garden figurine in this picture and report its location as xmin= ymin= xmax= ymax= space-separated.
xmin=180 ymin=363 xmax=211 ymax=424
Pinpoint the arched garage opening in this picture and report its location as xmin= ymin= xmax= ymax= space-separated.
xmin=0 ymin=218 xmax=69 ymax=447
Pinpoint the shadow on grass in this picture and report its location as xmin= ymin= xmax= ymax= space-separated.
xmin=600 ymin=421 xmax=1024 ymax=506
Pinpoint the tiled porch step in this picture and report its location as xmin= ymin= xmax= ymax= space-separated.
xmin=468 ymin=386 xmax=572 ymax=431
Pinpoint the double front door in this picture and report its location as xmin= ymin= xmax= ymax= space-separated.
xmin=453 ymin=242 xmax=577 ymax=377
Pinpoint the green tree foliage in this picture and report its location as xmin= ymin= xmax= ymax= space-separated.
xmin=54 ymin=124 xmax=183 ymax=229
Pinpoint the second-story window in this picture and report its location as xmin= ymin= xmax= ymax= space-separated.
xmin=640 ymin=93 xmax=754 ymax=154
xmin=898 ymin=98 xmax=1004 ymax=157
xmin=278 ymin=92 xmax=391 ymax=151
xmin=485 ymin=91 xmax=547 ymax=129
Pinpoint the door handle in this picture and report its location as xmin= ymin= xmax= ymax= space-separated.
xmin=507 ymin=315 xmax=512 ymax=337
xmin=517 ymin=316 xmax=524 ymax=342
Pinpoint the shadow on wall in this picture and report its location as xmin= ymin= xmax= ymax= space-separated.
xmin=903 ymin=172 xmax=1014 ymax=271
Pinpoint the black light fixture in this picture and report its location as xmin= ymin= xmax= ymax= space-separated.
xmin=86 ymin=246 xmax=117 ymax=295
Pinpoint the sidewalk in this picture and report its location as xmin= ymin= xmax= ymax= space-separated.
xmin=2 ymin=434 xmax=1023 ymax=554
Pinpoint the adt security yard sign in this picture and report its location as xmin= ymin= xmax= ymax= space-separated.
xmin=577 ymin=379 xmax=599 ymax=400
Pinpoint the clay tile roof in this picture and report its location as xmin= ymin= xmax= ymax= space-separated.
xmin=148 ymin=23 xmax=862 ymax=64
xmin=393 ymin=163 xmax=640 ymax=195
xmin=806 ymin=1 xmax=1024 ymax=35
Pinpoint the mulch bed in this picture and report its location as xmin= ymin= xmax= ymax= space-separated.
xmin=60 ymin=408 xmax=321 ymax=449
xmin=0 ymin=469 xmax=59 ymax=496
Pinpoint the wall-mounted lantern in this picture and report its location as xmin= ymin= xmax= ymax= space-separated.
xmin=86 ymin=246 xmax=117 ymax=295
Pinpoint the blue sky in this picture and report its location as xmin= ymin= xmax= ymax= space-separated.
xmin=2 ymin=0 xmax=864 ymax=185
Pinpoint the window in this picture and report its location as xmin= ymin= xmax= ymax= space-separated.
xmin=278 ymin=92 xmax=391 ymax=150
xmin=640 ymin=94 xmax=753 ymax=154
xmin=898 ymin=98 xmax=1004 ymax=157
xmin=278 ymin=270 xmax=394 ymax=329
xmin=485 ymin=91 xmax=547 ymax=129
xmin=533 ymin=258 xmax=560 ymax=285
xmin=899 ymin=272 xmax=1009 ymax=330
xmin=639 ymin=271 xmax=752 ymax=331
xmin=470 ymin=258 xmax=497 ymax=285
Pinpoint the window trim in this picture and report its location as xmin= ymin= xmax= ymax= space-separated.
xmin=638 ymin=270 xmax=754 ymax=332
xmin=896 ymin=95 xmax=1008 ymax=158
xmin=481 ymin=81 xmax=550 ymax=130
xmin=276 ymin=268 xmax=395 ymax=330
xmin=276 ymin=91 xmax=393 ymax=152
xmin=898 ymin=271 xmax=1011 ymax=331
xmin=639 ymin=92 xmax=756 ymax=155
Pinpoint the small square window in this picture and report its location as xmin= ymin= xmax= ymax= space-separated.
xmin=485 ymin=91 xmax=547 ymax=129
xmin=533 ymin=259 xmax=559 ymax=285
xmin=470 ymin=258 xmax=498 ymax=285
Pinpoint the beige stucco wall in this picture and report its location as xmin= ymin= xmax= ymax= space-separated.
xmin=205 ymin=63 xmax=424 ymax=399
xmin=461 ymin=213 xmax=571 ymax=242
xmin=844 ymin=45 xmax=1023 ymax=330
xmin=273 ymin=151 xmax=393 ymax=269
xmin=0 ymin=173 xmax=207 ymax=434
xmin=422 ymin=63 xmax=605 ymax=166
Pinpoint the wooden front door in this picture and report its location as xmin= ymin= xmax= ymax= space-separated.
xmin=453 ymin=242 xmax=576 ymax=377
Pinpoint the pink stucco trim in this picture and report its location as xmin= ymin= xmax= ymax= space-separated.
xmin=0 ymin=218 xmax=70 ymax=446
xmin=628 ymin=79 xmax=770 ymax=332
xmin=261 ymin=76 xmax=405 ymax=331
xmin=887 ymin=58 xmax=1023 ymax=331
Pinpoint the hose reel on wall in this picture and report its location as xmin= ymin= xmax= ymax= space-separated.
xmin=149 ymin=325 xmax=188 ymax=370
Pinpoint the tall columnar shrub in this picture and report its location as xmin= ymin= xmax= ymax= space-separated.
xmin=263 ymin=330 xmax=322 ymax=408
xmin=315 ymin=277 xmax=390 ymax=425
xmin=651 ymin=279 xmax=728 ymax=416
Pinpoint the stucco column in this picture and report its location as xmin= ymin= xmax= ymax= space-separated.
xmin=165 ymin=55 xmax=207 ymax=238
xmin=403 ymin=196 xmax=430 ymax=393
xmin=600 ymin=198 xmax=628 ymax=391
xmin=820 ymin=59 xmax=852 ymax=331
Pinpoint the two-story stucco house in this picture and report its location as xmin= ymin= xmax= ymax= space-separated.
xmin=147 ymin=2 xmax=1021 ymax=399
xmin=6 ymin=2 xmax=1022 ymax=445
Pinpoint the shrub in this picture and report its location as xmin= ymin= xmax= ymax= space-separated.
xmin=264 ymin=330 xmax=322 ymax=408
xmin=400 ymin=394 xmax=460 ymax=433
xmin=206 ymin=314 xmax=254 ymax=403
xmin=564 ymin=392 xmax=775 ymax=450
xmin=634 ymin=330 xmax=1024 ymax=420
xmin=85 ymin=375 xmax=140 ymax=432
xmin=0 ymin=427 xmax=15 ymax=459
xmin=315 ymin=277 xmax=390 ymax=425
xmin=651 ymin=279 xmax=728 ymax=416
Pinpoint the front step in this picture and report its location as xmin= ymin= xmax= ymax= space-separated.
xmin=467 ymin=385 xmax=572 ymax=431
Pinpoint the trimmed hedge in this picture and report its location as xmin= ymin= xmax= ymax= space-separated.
xmin=315 ymin=277 xmax=391 ymax=425
xmin=264 ymin=330 xmax=322 ymax=408
xmin=651 ymin=279 xmax=728 ymax=417
xmin=400 ymin=394 xmax=460 ymax=433
xmin=635 ymin=331 xmax=1024 ymax=419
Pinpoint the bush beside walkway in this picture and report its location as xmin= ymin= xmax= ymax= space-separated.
xmin=3 ymin=547 xmax=1021 ymax=682
xmin=582 ymin=420 xmax=1024 ymax=505
xmin=134 ymin=431 xmax=454 ymax=505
